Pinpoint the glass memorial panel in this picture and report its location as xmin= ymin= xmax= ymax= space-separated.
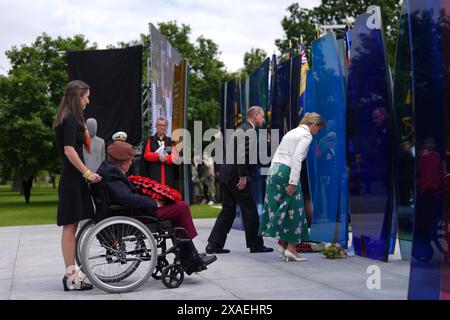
xmin=346 ymin=7 xmax=395 ymax=261
xmin=307 ymin=33 xmax=349 ymax=247
xmin=407 ymin=0 xmax=450 ymax=300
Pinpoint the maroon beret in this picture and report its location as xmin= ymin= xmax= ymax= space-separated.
xmin=107 ymin=141 xmax=136 ymax=161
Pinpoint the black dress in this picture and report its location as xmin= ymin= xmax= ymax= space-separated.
xmin=55 ymin=113 xmax=94 ymax=226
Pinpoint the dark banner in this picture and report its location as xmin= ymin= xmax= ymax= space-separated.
xmin=67 ymin=46 xmax=143 ymax=146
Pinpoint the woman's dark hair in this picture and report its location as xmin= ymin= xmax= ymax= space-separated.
xmin=52 ymin=80 xmax=90 ymax=129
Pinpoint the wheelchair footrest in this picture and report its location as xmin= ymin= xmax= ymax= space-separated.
xmin=177 ymin=239 xmax=192 ymax=243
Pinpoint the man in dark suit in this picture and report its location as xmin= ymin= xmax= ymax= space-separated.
xmin=206 ymin=106 xmax=274 ymax=254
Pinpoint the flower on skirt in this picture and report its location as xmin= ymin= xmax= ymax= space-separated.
xmin=295 ymin=193 xmax=302 ymax=200
xmin=269 ymin=212 xmax=275 ymax=220
xmin=280 ymin=212 xmax=286 ymax=220
xmin=283 ymin=228 xmax=289 ymax=234
xmin=288 ymin=210 xmax=295 ymax=220
xmin=294 ymin=227 xmax=301 ymax=235
xmin=274 ymin=194 xmax=282 ymax=201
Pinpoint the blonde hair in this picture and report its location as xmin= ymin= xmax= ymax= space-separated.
xmin=299 ymin=112 xmax=325 ymax=128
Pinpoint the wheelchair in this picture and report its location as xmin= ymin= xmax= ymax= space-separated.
xmin=75 ymin=181 xmax=202 ymax=293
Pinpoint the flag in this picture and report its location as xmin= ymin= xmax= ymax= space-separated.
xmin=344 ymin=24 xmax=352 ymax=67
xmin=401 ymin=88 xmax=414 ymax=146
xmin=288 ymin=40 xmax=293 ymax=60
xmin=234 ymin=77 xmax=242 ymax=127
xmin=268 ymin=54 xmax=277 ymax=130
xmin=298 ymin=43 xmax=309 ymax=123
xmin=315 ymin=25 xmax=321 ymax=40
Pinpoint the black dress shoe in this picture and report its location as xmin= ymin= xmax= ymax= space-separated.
xmin=183 ymin=254 xmax=217 ymax=275
xmin=200 ymin=254 xmax=217 ymax=266
xmin=205 ymin=243 xmax=230 ymax=254
xmin=249 ymin=245 xmax=274 ymax=253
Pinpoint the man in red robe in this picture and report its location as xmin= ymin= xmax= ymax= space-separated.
xmin=142 ymin=118 xmax=178 ymax=187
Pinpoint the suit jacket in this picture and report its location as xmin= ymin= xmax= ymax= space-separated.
xmin=219 ymin=121 xmax=256 ymax=185
xmin=97 ymin=160 xmax=158 ymax=211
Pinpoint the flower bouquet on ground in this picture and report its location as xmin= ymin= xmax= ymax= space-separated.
xmin=295 ymin=242 xmax=313 ymax=253
xmin=321 ymin=243 xmax=348 ymax=259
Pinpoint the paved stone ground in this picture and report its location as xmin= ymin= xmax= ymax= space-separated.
xmin=0 ymin=219 xmax=410 ymax=300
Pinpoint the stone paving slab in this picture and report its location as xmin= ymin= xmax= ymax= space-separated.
xmin=0 ymin=219 xmax=410 ymax=300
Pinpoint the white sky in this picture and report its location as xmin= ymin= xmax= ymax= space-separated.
xmin=0 ymin=0 xmax=320 ymax=75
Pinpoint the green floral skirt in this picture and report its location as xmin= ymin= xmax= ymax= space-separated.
xmin=259 ymin=163 xmax=309 ymax=243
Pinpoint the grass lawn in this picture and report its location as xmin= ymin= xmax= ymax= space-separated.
xmin=0 ymin=184 xmax=220 ymax=227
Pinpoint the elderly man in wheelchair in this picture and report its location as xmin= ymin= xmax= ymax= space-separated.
xmin=76 ymin=141 xmax=216 ymax=293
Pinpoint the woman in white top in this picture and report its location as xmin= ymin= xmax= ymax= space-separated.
xmin=259 ymin=113 xmax=324 ymax=261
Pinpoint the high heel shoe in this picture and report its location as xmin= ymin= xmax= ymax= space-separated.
xmin=283 ymin=249 xmax=308 ymax=262
xmin=62 ymin=275 xmax=93 ymax=291
xmin=277 ymin=244 xmax=286 ymax=259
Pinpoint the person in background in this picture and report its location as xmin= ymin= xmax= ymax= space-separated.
xmin=202 ymin=153 xmax=216 ymax=205
xmin=192 ymin=156 xmax=203 ymax=204
xmin=206 ymin=106 xmax=273 ymax=254
xmin=112 ymin=131 xmax=127 ymax=142
xmin=142 ymin=118 xmax=178 ymax=187
xmin=110 ymin=131 xmax=136 ymax=175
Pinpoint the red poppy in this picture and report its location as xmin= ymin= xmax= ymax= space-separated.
xmin=128 ymin=175 xmax=182 ymax=202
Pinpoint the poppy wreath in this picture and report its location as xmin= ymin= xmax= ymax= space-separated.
xmin=277 ymin=240 xmax=314 ymax=253
xmin=128 ymin=175 xmax=182 ymax=202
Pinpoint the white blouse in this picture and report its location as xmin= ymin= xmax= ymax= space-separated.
xmin=270 ymin=124 xmax=313 ymax=185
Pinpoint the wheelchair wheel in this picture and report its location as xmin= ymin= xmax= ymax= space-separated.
xmin=161 ymin=264 xmax=184 ymax=289
xmin=81 ymin=216 xmax=157 ymax=293
xmin=151 ymin=257 xmax=169 ymax=280
xmin=75 ymin=219 xmax=95 ymax=270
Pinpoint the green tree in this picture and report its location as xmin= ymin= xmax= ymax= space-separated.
xmin=0 ymin=33 xmax=95 ymax=202
xmin=157 ymin=21 xmax=227 ymax=132
xmin=276 ymin=0 xmax=401 ymax=67
xmin=242 ymin=48 xmax=268 ymax=77
xmin=276 ymin=3 xmax=318 ymax=61
xmin=113 ymin=22 xmax=227 ymax=133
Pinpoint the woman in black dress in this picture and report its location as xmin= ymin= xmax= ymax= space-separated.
xmin=53 ymin=80 xmax=101 ymax=291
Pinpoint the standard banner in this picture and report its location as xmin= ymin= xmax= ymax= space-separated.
xmin=172 ymin=59 xmax=188 ymax=134
xmin=172 ymin=59 xmax=189 ymax=200
xmin=270 ymin=56 xmax=301 ymax=140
